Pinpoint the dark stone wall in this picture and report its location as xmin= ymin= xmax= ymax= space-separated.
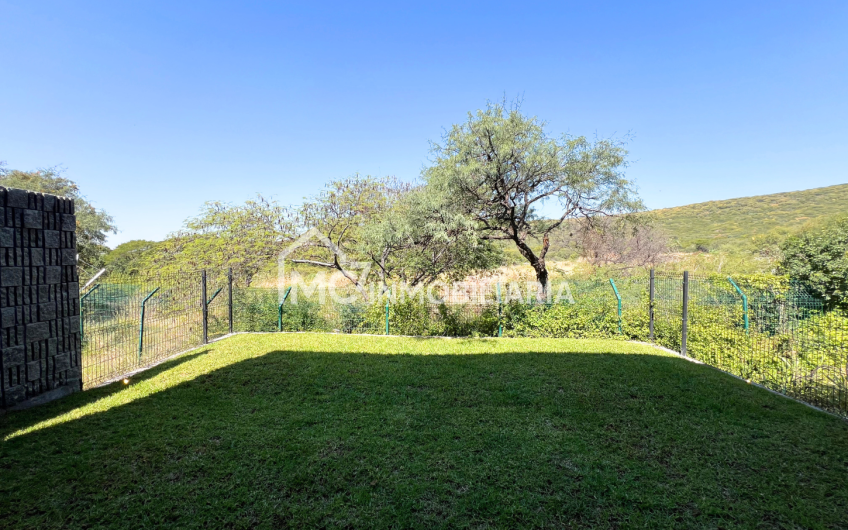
xmin=0 ymin=187 xmax=81 ymax=408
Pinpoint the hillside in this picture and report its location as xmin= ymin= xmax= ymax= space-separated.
xmin=651 ymin=183 xmax=848 ymax=251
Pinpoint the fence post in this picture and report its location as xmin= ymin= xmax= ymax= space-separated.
xmin=609 ymin=279 xmax=622 ymax=334
xmin=727 ymin=277 xmax=749 ymax=334
xmin=228 ymin=267 xmax=233 ymax=334
xmin=278 ymin=286 xmax=292 ymax=332
xmin=649 ymin=269 xmax=655 ymax=341
xmin=497 ymin=282 xmax=503 ymax=338
xmin=138 ymin=287 xmax=160 ymax=360
xmin=681 ymin=271 xmax=689 ymax=356
xmin=385 ymin=301 xmax=390 ymax=335
xmin=201 ymin=270 xmax=208 ymax=344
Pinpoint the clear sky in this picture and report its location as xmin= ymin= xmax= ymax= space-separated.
xmin=1 ymin=1 xmax=846 ymax=247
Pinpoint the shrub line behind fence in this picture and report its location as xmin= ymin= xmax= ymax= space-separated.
xmin=78 ymin=268 xmax=847 ymax=418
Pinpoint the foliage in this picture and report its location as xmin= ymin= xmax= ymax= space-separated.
xmin=151 ymin=195 xmax=295 ymax=286
xmin=423 ymin=100 xmax=641 ymax=292
xmin=0 ymin=164 xmax=117 ymax=275
xmin=359 ymin=185 xmax=504 ymax=287
xmin=103 ymin=239 xmax=158 ymax=275
xmin=780 ymin=214 xmax=848 ymax=310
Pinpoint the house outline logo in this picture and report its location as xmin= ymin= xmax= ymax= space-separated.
xmin=277 ymin=227 xmax=372 ymax=302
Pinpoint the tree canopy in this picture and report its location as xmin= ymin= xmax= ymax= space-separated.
xmin=422 ymin=101 xmax=641 ymax=293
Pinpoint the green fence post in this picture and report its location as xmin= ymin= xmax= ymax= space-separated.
xmin=727 ymin=277 xmax=749 ymax=334
xmin=385 ymin=301 xmax=390 ymax=335
xmin=497 ymin=282 xmax=503 ymax=338
xmin=278 ymin=286 xmax=292 ymax=332
xmin=138 ymin=287 xmax=161 ymax=360
xmin=609 ymin=279 xmax=622 ymax=334
xmin=79 ymin=284 xmax=100 ymax=340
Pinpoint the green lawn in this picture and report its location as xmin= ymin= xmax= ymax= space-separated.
xmin=2 ymin=334 xmax=847 ymax=529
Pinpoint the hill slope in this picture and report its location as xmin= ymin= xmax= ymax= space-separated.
xmin=651 ymin=183 xmax=848 ymax=251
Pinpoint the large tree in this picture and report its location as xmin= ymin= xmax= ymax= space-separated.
xmin=423 ymin=101 xmax=641 ymax=293
xmin=0 ymin=163 xmax=117 ymax=275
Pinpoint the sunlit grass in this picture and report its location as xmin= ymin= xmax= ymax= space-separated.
xmin=2 ymin=333 xmax=847 ymax=529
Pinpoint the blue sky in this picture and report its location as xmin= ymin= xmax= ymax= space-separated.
xmin=1 ymin=1 xmax=846 ymax=247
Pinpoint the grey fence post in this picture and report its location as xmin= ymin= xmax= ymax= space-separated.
xmin=649 ymin=269 xmax=655 ymax=341
xmin=681 ymin=271 xmax=689 ymax=356
xmin=227 ymin=268 xmax=234 ymax=334
xmin=201 ymin=269 xmax=208 ymax=344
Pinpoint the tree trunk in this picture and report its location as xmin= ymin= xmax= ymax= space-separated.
xmin=513 ymin=237 xmax=549 ymax=299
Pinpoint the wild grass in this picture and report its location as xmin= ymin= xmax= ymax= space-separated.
xmin=2 ymin=333 xmax=847 ymax=529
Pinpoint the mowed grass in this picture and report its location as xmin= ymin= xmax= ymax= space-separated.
xmin=2 ymin=334 xmax=847 ymax=529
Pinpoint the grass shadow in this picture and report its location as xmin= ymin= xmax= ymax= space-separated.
xmin=1 ymin=337 xmax=847 ymax=528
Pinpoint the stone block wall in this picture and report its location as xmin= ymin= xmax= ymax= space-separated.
xmin=0 ymin=186 xmax=81 ymax=409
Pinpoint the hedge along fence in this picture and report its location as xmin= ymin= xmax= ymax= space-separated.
xmin=78 ymin=269 xmax=848 ymax=418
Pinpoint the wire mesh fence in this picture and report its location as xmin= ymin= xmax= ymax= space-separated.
xmin=78 ymin=269 xmax=848 ymax=417
xmin=80 ymin=269 xmax=225 ymax=388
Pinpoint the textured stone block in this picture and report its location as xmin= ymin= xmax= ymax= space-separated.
xmin=42 ymin=194 xmax=56 ymax=212
xmin=44 ymin=230 xmax=60 ymax=248
xmin=4 ymin=385 xmax=26 ymax=404
xmin=1 ymin=307 xmax=16 ymax=327
xmin=60 ymin=214 xmax=76 ymax=231
xmin=23 ymin=209 xmax=42 ymax=229
xmin=61 ymin=249 xmax=76 ymax=265
xmin=26 ymin=360 xmax=42 ymax=381
xmin=30 ymin=248 xmax=44 ymax=266
xmin=46 ymin=267 xmax=62 ymax=284
xmin=2 ymin=345 xmax=25 ymax=365
xmin=38 ymin=303 xmax=56 ymax=321
xmin=1 ymin=267 xmax=22 ymax=287
xmin=26 ymin=322 xmax=50 ymax=342
xmin=54 ymin=352 xmax=70 ymax=372
xmin=6 ymin=189 xmax=28 ymax=208
xmin=0 ymin=227 xmax=14 ymax=247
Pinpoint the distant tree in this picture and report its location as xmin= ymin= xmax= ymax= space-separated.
xmin=0 ymin=163 xmax=117 ymax=275
xmin=780 ymin=215 xmax=848 ymax=310
xmin=423 ymin=101 xmax=641 ymax=295
xmin=103 ymin=240 xmax=158 ymax=276
xmin=572 ymin=215 xmax=668 ymax=269
xmin=152 ymin=196 xmax=294 ymax=285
